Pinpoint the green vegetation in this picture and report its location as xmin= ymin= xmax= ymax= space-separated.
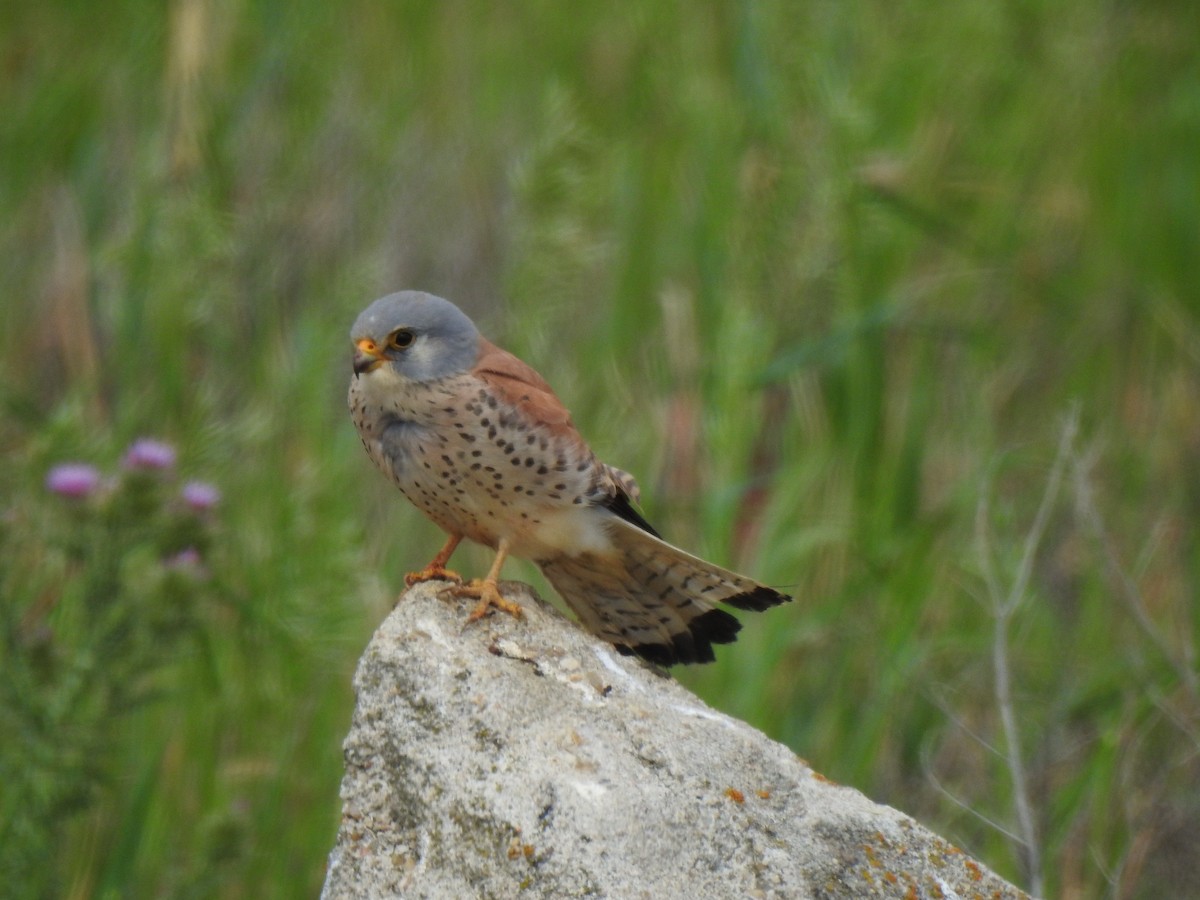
xmin=2 ymin=2 xmax=1197 ymax=896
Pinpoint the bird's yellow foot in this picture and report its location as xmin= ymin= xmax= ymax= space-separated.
xmin=405 ymin=565 xmax=463 ymax=587
xmin=404 ymin=534 xmax=465 ymax=588
xmin=455 ymin=579 xmax=523 ymax=622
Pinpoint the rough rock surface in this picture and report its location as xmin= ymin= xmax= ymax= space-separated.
xmin=321 ymin=580 xmax=1029 ymax=899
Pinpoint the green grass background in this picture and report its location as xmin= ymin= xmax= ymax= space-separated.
xmin=3 ymin=1 xmax=1198 ymax=897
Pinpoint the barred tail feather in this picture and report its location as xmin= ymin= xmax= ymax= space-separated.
xmin=538 ymin=518 xmax=791 ymax=666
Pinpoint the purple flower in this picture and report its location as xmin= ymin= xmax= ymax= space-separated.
xmin=164 ymin=546 xmax=209 ymax=579
xmin=181 ymin=481 xmax=221 ymax=511
xmin=46 ymin=464 xmax=102 ymax=499
xmin=123 ymin=438 xmax=176 ymax=471
xmin=165 ymin=547 xmax=203 ymax=568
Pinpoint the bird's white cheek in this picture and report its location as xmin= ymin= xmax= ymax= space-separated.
xmin=405 ymin=342 xmax=439 ymax=379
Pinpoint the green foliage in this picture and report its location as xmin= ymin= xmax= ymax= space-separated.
xmin=2 ymin=1 xmax=1198 ymax=897
xmin=1 ymin=433 xmax=227 ymax=895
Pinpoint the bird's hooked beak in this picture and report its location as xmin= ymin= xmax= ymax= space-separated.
xmin=353 ymin=338 xmax=385 ymax=376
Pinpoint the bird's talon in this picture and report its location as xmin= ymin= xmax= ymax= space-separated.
xmin=457 ymin=580 xmax=523 ymax=622
xmin=405 ymin=566 xmax=463 ymax=588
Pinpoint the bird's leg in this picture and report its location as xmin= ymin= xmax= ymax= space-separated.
xmin=405 ymin=533 xmax=464 ymax=587
xmin=456 ymin=539 xmax=523 ymax=621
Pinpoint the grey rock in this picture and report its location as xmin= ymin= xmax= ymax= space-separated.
xmin=322 ymin=581 xmax=1030 ymax=899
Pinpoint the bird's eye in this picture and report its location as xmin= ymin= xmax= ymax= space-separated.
xmin=387 ymin=329 xmax=415 ymax=351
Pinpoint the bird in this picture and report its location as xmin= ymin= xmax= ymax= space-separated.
xmin=348 ymin=291 xmax=790 ymax=666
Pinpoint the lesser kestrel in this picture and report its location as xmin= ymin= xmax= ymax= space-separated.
xmin=348 ymin=291 xmax=789 ymax=665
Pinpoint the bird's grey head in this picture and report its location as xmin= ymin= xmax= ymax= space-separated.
xmin=350 ymin=291 xmax=480 ymax=382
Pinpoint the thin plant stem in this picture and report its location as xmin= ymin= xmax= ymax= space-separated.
xmin=1070 ymin=446 xmax=1200 ymax=703
xmin=974 ymin=407 xmax=1078 ymax=897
